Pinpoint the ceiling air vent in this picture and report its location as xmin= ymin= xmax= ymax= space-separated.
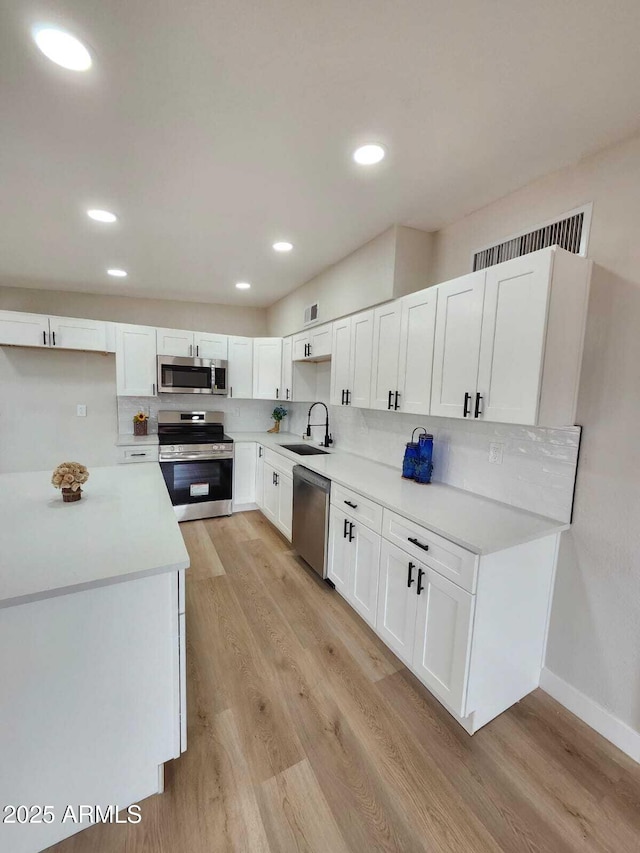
xmin=472 ymin=204 xmax=592 ymax=272
xmin=303 ymin=302 xmax=319 ymax=326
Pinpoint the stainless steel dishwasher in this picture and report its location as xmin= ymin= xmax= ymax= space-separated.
xmin=292 ymin=465 xmax=331 ymax=579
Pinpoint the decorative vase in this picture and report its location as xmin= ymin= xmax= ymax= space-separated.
xmin=268 ymin=420 xmax=281 ymax=434
xmin=62 ymin=487 xmax=82 ymax=503
xmin=134 ymin=420 xmax=148 ymax=436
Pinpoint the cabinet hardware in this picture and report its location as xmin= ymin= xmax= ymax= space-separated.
xmin=131 ymin=453 xmax=147 ymax=457
xmin=388 ymin=390 xmax=393 ymax=410
xmin=416 ymin=567 xmax=425 ymax=595
xmin=308 ymin=343 xmax=312 ymax=357
xmin=43 ymin=331 xmax=47 ymax=346
xmin=343 ymin=518 xmax=349 ymax=539
xmin=275 ymin=473 xmax=279 ymax=486
xmin=341 ymin=389 xmax=346 ymax=405
xmin=394 ymin=391 xmax=400 ymax=410
xmin=272 ymin=471 xmax=276 ymax=486
xmin=286 ymin=388 xmax=290 ymax=400
xmin=346 ymin=389 xmax=351 ymax=405
xmin=407 ymin=562 xmax=415 ymax=587
xmin=258 ymin=447 xmax=263 ymax=457
xmin=463 ymin=392 xmax=471 ymax=417
xmin=344 ymin=500 xmax=358 ymax=510
xmin=230 ymin=386 xmax=233 ymax=398
xmin=196 ymin=345 xmax=199 ymax=357
xmin=276 ymin=388 xmax=279 ymax=399
xmin=348 ymin=522 xmax=355 ymax=542
xmin=152 ymin=383 xmax=156 ymax=395
xmin=408 ymin=536 xmax=429 ymax=552
xmin=474 ymin=392 xmax=483 ymax=418
xmin=52 ymin=331 xmax=56 ymax=346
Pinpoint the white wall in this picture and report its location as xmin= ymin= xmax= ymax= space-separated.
xmin=0 ymin=284 xmax=268 ymax=336
xmin=432 ymin=131 xmax=640 ymax=737
xmin=0 ymin=347 xmax=118 ymax=473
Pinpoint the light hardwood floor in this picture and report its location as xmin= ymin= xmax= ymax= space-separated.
xmin=51 ymin=512 xmax=640 ymax=852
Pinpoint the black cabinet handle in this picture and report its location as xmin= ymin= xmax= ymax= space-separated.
xmin=344 ymin=500 xmax=358 ymax=510
xmin=230 ymin=386 xmax=233 ymax=398
xmin=275 ymin=473 xmax=279 ymax=486
xmin=407 ymin=562 xmax=415 ymax=588
xmin=346 ymin=390 xmax=351 ymax=405
xmin=343 ymin=518 xmax=349 ymax=539
xmin=387 ymin=390 xmax=393 ymax=410
xmin=474 ymin=392 xmax=483 ymax=418
xmin=341 ymin=389 xmax=346 ymax=405
xmin=394 ymin=391 xmax=400 ymax=410
xmin=276 ymin=388 xmax=279 ymax=399
xmin=52 ymin=331 xmax=56 ymax=346
xmin=463 ymin=392 xmax=471 ymax=417
xmin=258 ymin=447 xmax=263 ymax=457
xmin=286 ymin=388 xmax=290 ymax=400
xmin=408 ymin=536 xmax=429 ymax=552
xmin=348 ymin=522 xmax=355 ymax=542
xmin=417 ymin=568 xmax=425 ymax=595
xmin=43 ymin=330 xmax=47 ymax=345
xmin=130 ymin=453 xmax=147 ymax=457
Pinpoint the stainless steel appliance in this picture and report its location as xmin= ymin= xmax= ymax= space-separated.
xmin=292 ymin=465 xmax=331 ymax=579
xmin=158 ymin=411 xmax=233 ymax=521
xmin=157 ymin=355 xmax=228 ymax=395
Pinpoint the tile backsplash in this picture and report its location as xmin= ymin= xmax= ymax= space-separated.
xmin=117 ymin=396 xmax=276 ymax=436
xmin=286 ymin=403 xmax=580 ymax=524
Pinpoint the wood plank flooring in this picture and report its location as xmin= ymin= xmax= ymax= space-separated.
xmin=51 ymin=512 xmax=640 ymax=853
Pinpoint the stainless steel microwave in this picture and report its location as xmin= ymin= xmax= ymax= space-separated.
xmin=157 ymin=355 xmax=228 ymax=395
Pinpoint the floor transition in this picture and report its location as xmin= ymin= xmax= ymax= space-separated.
xmin=51 ymin=512 xmax=640 ymax=852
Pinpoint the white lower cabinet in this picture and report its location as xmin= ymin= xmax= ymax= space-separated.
xmin=376 ymin=540 xmax=419 ymax=666
xmin=328 ymin=507 xmax=381 ymax=628
xmin=255 ymin=444 xmax=265 ymax=509
xmin=233 ymin=442 xmax=257 ymax=508
xmin=262 ymin=461 xmax=293 ymax=541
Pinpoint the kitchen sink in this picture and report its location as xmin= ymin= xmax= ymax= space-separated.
xmin=280 ymin=443 xmax=329 ymax=456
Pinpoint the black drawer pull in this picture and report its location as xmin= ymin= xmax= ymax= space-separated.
xmin=341 ymin=389 xmax=345 ymax=405
xmin=387 ymin=390 xmax=393 ymax=410
xmin=474 ymin=392 xmax=483 ymax=418
xmin=408 ymin=536 xmax=429 ymax=552
xmin=394 ymin=391 xmax=400 ymax=410
xmin=130 ymin=453 xmax=147 ymax=457
xmin=417 ymin=568 xmax=425 ymax=595
xmin=345 ymin=389 xmax=351 ymax=405
xmin=343 ymin=518 xmax=349 ymax=539
xmin=463 ymin=391 xmax=471 ymax=417
xmin=407 ymin=562 xmax=415 ymax=588
xmin=348 ymin=522 xmax=355 ymax=542
xmin=344 ymin=500 xmax=358 ymax=510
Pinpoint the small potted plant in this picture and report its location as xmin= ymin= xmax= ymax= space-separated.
xmin=268 ymin=405 xmax=288 ymax=433
xmin=133 ymin=411 xmax=149 ymax=436
xmin=51 ymin=462 xmax=90 ymax=503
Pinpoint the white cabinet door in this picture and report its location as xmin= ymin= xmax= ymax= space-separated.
xmin=292 ymin=332 xmax=309 ymax=361
xmin=255 ymin=445 xmax=265 ymax=508
xmin=330 ymin=318 xmax=352 ymax=406
xmin=262 ymin=463 xmax=279 ymax=524
xmin=349 ymin=521 xmax=381 ymax=628
xmin=0 ymin=311 xmax=49 ymax=347
xmin=476 ymin=252 xmax=553 ymax=425
xmin=47 ymin=316 xmax=108 ymax=352
xmin=115 ymin=324 xmax=158 ymax=396
xmin=349 ymin=310 xmax=374 ymax=409
xmin=253 ymin=338 xmax=283 ymax=400
xmin=228 ymin=336 xmax=253 ymax=399
xmin=281 ymin=337 xmax=293 ymax=402
xmin=397 ymin=289 xmax=437 ymax=415
xmin=328 ymin=508 xmax=353 ymax=598
xmin=233 ymin=442 xmax=257 ymax=508
xmin=309 ymin=324 xmax=332 ymax=358
xmin=431 ymin=271 xmax=485 ymax=418
xmin=370 ymin=302 xmax=402 ymax=411
xmin=376 ymin=541 xmax=419 ymax=667
xmin=195 ymin=332 xmax=228 ymax=360
xmin=277 ymin=471 xmax=294 ymax=541
xmin=156 ymin=328 xmax=194 ymax=357
xmin=412 ymin=568 xmax=474 ymax=716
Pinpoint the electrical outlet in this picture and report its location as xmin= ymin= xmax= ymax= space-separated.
xmin=488 ymin=442 xmax=503 ymax=464
xmin=76 ymin=404 xmax=87 ymax=417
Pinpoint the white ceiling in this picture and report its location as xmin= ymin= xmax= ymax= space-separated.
xmin=2 ymin=1 xmax=640 ymax=307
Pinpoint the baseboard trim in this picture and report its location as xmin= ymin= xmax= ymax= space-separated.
xmin=540 ymin=668 xmax=640 ymax=764
xmin=232 ymin=502 xmax=258 ymax=513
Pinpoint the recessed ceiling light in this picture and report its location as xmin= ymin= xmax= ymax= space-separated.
xmin=273 ymin=241 xmax=293 ymax=253
xmin=353 ymin=144 xmax=386 ymax=165
xmin=87 ymin=209 xmax=117 ymax=223
xmin=32 ymin=26 xmax=92 ymax=71
xmin=107 ymin=268 xmax=127 ymax=278
xmin=235 ymin=282 xmax=251 ymax=290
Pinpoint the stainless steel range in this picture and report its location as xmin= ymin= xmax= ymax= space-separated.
xmin=158 ymin=411 xmax=234 ymax=521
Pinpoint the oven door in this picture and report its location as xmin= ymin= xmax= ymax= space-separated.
xmin=160 ymin=457 xmax=233 ymax=520
xmin=157 ymin=356 xmax=213 ymax=394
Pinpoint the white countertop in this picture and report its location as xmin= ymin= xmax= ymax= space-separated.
xmin=116 ymin=433 xmax=159 ymax=446
xmin=0 ymin=464 xmax=189 ymax=609
xmin=228 ymin=431 xmax=569 ymax=556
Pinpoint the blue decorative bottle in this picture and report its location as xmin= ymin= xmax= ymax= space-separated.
xmin=414 ymin=433 xmax=434 ymax=484
xmin=403 ymin=428 xmax=428 ymax=480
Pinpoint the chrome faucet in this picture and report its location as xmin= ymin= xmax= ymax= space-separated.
xmin=306 ymin=402 xmax=333 ymax=448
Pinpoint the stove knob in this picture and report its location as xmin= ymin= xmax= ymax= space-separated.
xmin=168 ymin=445 xmax=175 ymax=451
xmin=178 ymin=445 xmax=184 ymax=452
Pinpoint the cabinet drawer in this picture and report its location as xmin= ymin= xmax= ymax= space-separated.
xmin=117 ymin=445 xmax=159 ymax=464
xmin=382 ymin=509 xmax=478 ymax=593
xmin=264 ymin=447 xmax=295 ymax=477
xmin=331 ymin=484 xmax=382 ymax=533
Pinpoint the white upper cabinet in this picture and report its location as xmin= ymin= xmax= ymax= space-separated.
xmin=397 ymin=288 xmax=437 ymax=416
xmin=156 ymin=328 xmax=194 ymax=358
xmin=252 ymin=337 xmax=283 ymax=400
xmin=292 ymin=324 xmax=332 ymax=361
xmin=430 ymin=271 xmax=486 ymax=419
xmin=0 ymin=311 xmax=111 ymax=352
xmin=370 ymin=302 xmax=402 ymax=411
xmin=330 ymin=317 xmax=352 ymax=406
xmin=349 ymin=310 xmax=374 ymax=409
xmin=115 ymin=324 xmax=157 ymax=397
xmin=227 ymin=336 xmax=253 ymax=399
xmin=194 ymin=332 xmax=228 ymax=360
